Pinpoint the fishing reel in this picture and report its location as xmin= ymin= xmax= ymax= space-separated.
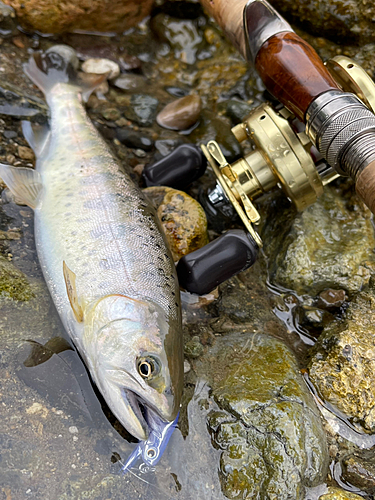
xmin=144 ymin=55 xmax=375 ymax=295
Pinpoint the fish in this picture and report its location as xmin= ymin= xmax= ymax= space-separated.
xmin=0 ymin=45 xmax=183 ymax=442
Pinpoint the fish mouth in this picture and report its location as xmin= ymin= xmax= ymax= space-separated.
xmin=122 ymin=389 xmax=169 ymax=441
xmin=121 ymin=389 xmax=149 ymax=440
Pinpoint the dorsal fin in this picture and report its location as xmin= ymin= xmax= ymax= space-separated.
xmin=63 ymin=261 xmax=84 ymax=322
xmin=22 ymin=121 xmax=51 ymax=158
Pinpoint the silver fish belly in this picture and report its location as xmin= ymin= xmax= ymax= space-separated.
xmin=0 ymin=48 xmax=183 ymax=441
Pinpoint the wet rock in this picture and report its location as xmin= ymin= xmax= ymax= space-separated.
xmin=154 ymin=138 xmax=186 ymax=158
xmin=190 ymin=110 xmax=242 ymax=163
xmin=150 ymin=13 xmax=204 ymax=65
xmin=0 ymin=228 xmax=21 ymax=240
xmin=113 ymin=74 xmax=148 ymax=93
xmin=353 ymin=44 xmax=375 ymax=79
xmin=211 ymin=262 xmax=279 ymax=330
xmin=4 ymin=0 xmax=154 ymax=34
xmin=269 ymin=0 xmax=375 ymax=45
xmin=124 ymin=94 xmax=159 ymax=127
xmin=317 ymin=289 xmax=347 ymax=309
xmin=221 ymin=99 xmax=255 ymax=125
xmin=266 ymin=186 xmax=375 ymax=296
xmin=116 ymin=128 xmax=154 ymax=151
xmin=0 ymin=81 xmax=48 ymax=123
xmin=309 ymin=285 xmax=375 ymax=432
xmin=100 ymin=107 xmax=121 ymax=122
xmin=197 ymin=333 xmax=329 ymax=500
xmin=0 ymin=255 xmax=34 ymax=301
xmin=3 ymin=130 xmax=17 ymax=139
xmin=164 ymin=86 xmax=190 ymax=98
xmin=81 ymin=58 xmax=120 ymax=80
xmin=143 ymin=186 xmax=208 ymax=261
xmin=318 ymin=487 xmax=365 ymax=500
xmin=17 ymin=145 xmax=34 ymax=161
xmin=342 ymin=451 xmax=375 ymax=494
xmin=0 ymin=1 xmax=17 ymax=37
xmin=156 ymin=94 xmax=202 ymax=131
xmin=298 ymin=305 xmax=332 ymax=331
xmin=184 ymin=335 xmax=204 ymax=359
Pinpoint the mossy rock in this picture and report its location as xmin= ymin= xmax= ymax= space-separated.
xmin=0 ymin=255 xmax=33 ymax=301
xmin=309 ymin=285 xmax=375 ymax=432
xmin=264 ymin=185 xmax=375 ymax=296
xmin=196 ymin=332 xmax=329 ymax=500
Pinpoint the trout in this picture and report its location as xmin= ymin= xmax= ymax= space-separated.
xmin=0 ymin=46 xmax=183 ymax=441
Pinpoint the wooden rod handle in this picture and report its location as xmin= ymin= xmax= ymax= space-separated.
xmin=200 ymin=0 xmax=340 ymax=121
xmin=356 ymin=160 xmax=375 ymax=215
xmin=255 ymin=32 xmax=340 ymax=121
xmin=200 ymin=0 xmax=248 ymax=59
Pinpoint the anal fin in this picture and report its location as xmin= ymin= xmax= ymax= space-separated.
xmin=22 ymin=121 xmax=51 ymax=158
xmin=63 ymin=261 xmax=84 ymax=323
xmin=0 ymin=164 xmax=42 ymax=209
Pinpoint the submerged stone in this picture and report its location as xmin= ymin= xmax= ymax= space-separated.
xmin=0 ymin=255 xmax=33 ymax=301
xmin=113 ymin=74 xmax=148 ymax=93
xmin=124 ymin=94 xmax=159 ymax=127
xmin=144 ymin=186 xmax=208 ymax=262
xmin=150 ymin=13 xmax=204 ymax=65
xmin=190 ymin=109 xmax=242 ymax=163
xmin=342 ymin=450 xmax=375 ymax=494
xmin=265 ymin=186 xmax=375 ymax=296
xmin=116 ymin=128 xmax=154 ymax=151
xmin=222 ymin=99 xmax=255 ymax=125
xmin=156 ymin=94 xmax=202 ymax=131
xmin=0 ymin=81 xmax=48 ymax=123
xmin=309 ymin=285 xmax=375 ymax=433
xmin=317 ymin=289 xmax=346 ymax=309
xmin=100 ymin=107 xmax=121 ymax=122
xmin=197 ymin=332 xmax=329 ymax=500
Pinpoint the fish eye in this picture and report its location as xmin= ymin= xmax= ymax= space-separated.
xmin=137 ymin=356 xmax=160 ymax=380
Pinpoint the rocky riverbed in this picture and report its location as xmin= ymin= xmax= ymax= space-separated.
xmin=1 ymin=1 xmax=375 ymax=499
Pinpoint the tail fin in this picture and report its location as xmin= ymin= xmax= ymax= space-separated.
xmin=24 ymin=45 xmax=108 ymax=101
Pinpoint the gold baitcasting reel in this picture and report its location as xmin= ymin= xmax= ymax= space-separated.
xmin=202 ymin=55 xmax=375 ymax=248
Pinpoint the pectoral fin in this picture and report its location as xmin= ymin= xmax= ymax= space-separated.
xmin=0 ymin=164 xmax=42 ymax=209
xmin=63 ymin=261 xmax=84 ymax=322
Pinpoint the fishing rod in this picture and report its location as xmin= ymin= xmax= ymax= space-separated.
xmin=144 ymin=0 xmax=375 ymax=295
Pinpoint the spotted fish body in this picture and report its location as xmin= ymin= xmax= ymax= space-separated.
xmin=0 ymin=48 xmax=183 ymax=441
xmin=39 ymin=86 xmax=181 ymax=337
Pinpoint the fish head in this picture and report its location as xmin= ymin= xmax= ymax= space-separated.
xmin=84 ymin=294 xmax=182 ymax=441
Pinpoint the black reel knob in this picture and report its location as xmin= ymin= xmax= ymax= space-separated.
xmin=176 ymin=229 xmax=259 ymax=295
xmin=142 ymin=144 xmax=206 ymax=190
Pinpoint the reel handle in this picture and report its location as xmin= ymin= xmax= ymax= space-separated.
xmin=143 ymin=144 xmax=206 ymax=190
xmin=177 ymin=229 xmax=258 ymax=295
